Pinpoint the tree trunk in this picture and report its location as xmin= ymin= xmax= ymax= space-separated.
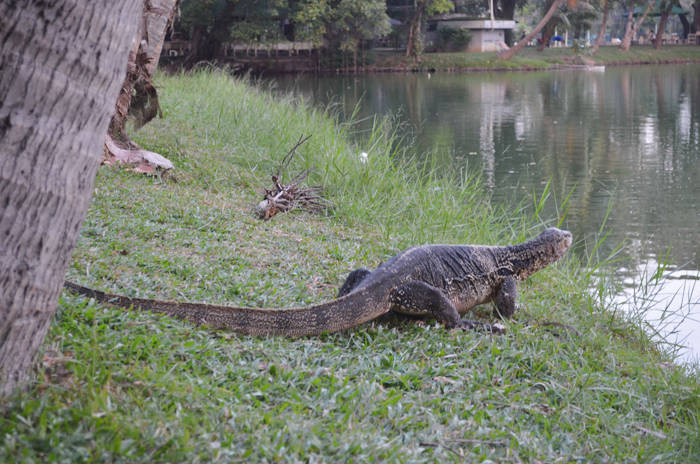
xmin=620 ymin=1 xmax=653 ymax=51
xmin=592 ymin=0 xmax=610 ymax=53
xmin=142 ymin=0 xmax=179 ymax=76
xmin=538 ymin=20 xmax=557 ymax=51
xmin=353 ymin=44 xmax=358 ymax=73
xmin=679 ymin=13 xmax=690 ymax=39
xmin=654 ymin=2 xmax=674 ymax=49
xmin=620 ymin=6 xmax=635 ymax=49
xmin=106 ymin=0 xmax=178 ymax=173
xmin=498 ymin=0 xmax=564 ymax=60
xmin=405 ymin=2 xmax=425 ymax=58
xmin=0 ymin=0 xmax=143 ymax=397
xmin=498 ymin=0 xmax=517 ymax=46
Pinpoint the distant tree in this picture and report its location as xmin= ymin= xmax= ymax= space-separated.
xmin=228 ymin=0 xmax=301 ymax=44
xmin=620 ymin=0 xmax=652 ymax=51
xmin=496 ymin=0 xmax=529 ymax=45
xmin=677 ymin=0 xmax=692 ymax=38
xmin=0 ymin=0 xmax=142 ymax=397
xmin=592 ymin=0 xmax=612 ymax=53
xmin=536 ymin=0 xmax=563 ymax=50
xmin=405 ymin=0 xmax=454 ymax=59
xmin=180 ymin=0 xmax=238 ymax=66
xmin=498 ymin=0 xmax=566 ymax=59
xmin=653 ymin=0 xmax=675 ymax=48
xmin=327 ymin=0 xmax=391 ymax=70
xmin=529 ymin=0 xmax=595 ymax=51
xmin=293 ymin=0 xmax=331 ymax=46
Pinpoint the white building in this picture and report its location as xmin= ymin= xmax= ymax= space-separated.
xmin=430 ymin=15 xmax=515 ymax=52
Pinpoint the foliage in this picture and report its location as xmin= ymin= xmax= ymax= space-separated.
xmin=177 ymin=0 xmax=391 ymax=62
xmin=453 ymin=0 xmax=491 ymax=16
xmin=406 ymin=0 xmax=455 ymax=58
xmin=327 ymin=0 xmax=391 ymax=57
xmin=435 ymin=27 xmax=473 ymax=51
xmin=336 ymin=0 xmax=391 ymax=49
xmin=179 ymin=0 xmax=221 ymax=32
xmin=425 ymin=0 xmax=457 ymax=17
xmin=179 ymin=0 xmax=235 ymax=41
xmin=293 ymin=0 xmax=330 ymax=45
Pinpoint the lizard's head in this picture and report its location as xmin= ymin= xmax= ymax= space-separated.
xmin=511 ymin=227 xmax=573 ymax=280
xmin=538 ymin=227 xmax=573 ymax=261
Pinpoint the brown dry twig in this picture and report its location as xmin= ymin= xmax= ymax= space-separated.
xmin=255 ymin=135 xmax=329 ymax=220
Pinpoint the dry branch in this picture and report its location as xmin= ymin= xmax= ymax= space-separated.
xmin=255 ymin=135 xmax=329 ymax=220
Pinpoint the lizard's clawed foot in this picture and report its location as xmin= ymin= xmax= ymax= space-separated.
xmin=457 ymin=319 xmax=506 ymax=335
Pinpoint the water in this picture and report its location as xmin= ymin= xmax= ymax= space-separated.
xmin=272 ymin=64 xmax=700 ymax=362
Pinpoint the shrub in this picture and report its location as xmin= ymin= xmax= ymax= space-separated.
xmin=435 ymin=27 xmax=472 ymax=52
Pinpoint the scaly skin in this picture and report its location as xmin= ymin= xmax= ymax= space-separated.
xmin=64 ymin=228 xmax=572 ymax=336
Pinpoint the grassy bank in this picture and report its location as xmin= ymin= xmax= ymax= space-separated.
xmin=1 ymin=70 xmax=699 ymax=462
xmin=365 ymin=45 xmax=700 ymax=72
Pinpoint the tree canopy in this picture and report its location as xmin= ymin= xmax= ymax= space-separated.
xmin=172 ymin=0 xmax=699 ymax=65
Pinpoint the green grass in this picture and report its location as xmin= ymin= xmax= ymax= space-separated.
xmin=1 ymin=69 xmax=699 ymax=462
xmin=367 ymin=45 xmax=700 ymax=71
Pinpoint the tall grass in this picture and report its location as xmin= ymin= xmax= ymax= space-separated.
xmin=139 ymin=69 xmax=512 ymax=247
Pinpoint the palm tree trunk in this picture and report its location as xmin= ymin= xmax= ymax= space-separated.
xmin=499 ymin=0 xmax=564 ymax=60
xmin=592 ymin=0 xmax=610 ymax=53
xmin=0 ymin=0 xmax=142 ymax=397
xmin=106 ymin=0 xmax=178 ymax=172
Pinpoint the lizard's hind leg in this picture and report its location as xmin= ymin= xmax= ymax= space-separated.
xmin=338 ymin=268 xmax=372 ymax=297
xmin=389 ymin=281 xmax=503 ymax=333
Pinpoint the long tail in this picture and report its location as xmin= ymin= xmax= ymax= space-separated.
xmin=63 ymin=281 xmax=391 ymax=337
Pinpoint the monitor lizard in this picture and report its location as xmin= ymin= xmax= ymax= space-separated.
xmin=64 ymin=227 xmax=572 ymax=336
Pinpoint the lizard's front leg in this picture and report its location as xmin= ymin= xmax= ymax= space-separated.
xmin=493 ymin=276 xmax=518 ymax=318
xmin=390 ymin=281 xmax=503 ymax=333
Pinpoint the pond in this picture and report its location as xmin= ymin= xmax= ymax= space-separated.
xmin=273 ymin=64 xmax=700 ymax=363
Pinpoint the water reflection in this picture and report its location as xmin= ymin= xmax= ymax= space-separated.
xmin=273 ymin=64 xmax=700 ymax=361
xmin=613 ymin=262 xmax=700 ymax=364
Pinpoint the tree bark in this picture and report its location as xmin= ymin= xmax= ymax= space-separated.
xmin=0 ymin=0 xmax=143 ymax=397
xmin=620 ymin=6 xmax=635 ymax=49
xmin=538 ymin=19 xmax=557 ymax=51
xmin=142 ymin=0 xmax=179 ymax=76
xmin=498 ymin=0 xmax=517 ymax=46
xmin=620 ymin=1 xmax=653 ymax=51
xmin=679 ymin=13 xmax=690 ymax=39
xmin=405 ymin=1 xmax=425 ymax=58
xmin=106 ymin=0 xmax=178 ymax=173
xmin=498 ymin=0 xmax=564 ymax=60
xmin=592 ymin=0 xmax=610 ymax=53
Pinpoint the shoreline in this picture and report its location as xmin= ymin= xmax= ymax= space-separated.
xmin=357 ymin=57 xmax=700 ymax=74
xmin=171 ymin=45 xmax=700 ymax=74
